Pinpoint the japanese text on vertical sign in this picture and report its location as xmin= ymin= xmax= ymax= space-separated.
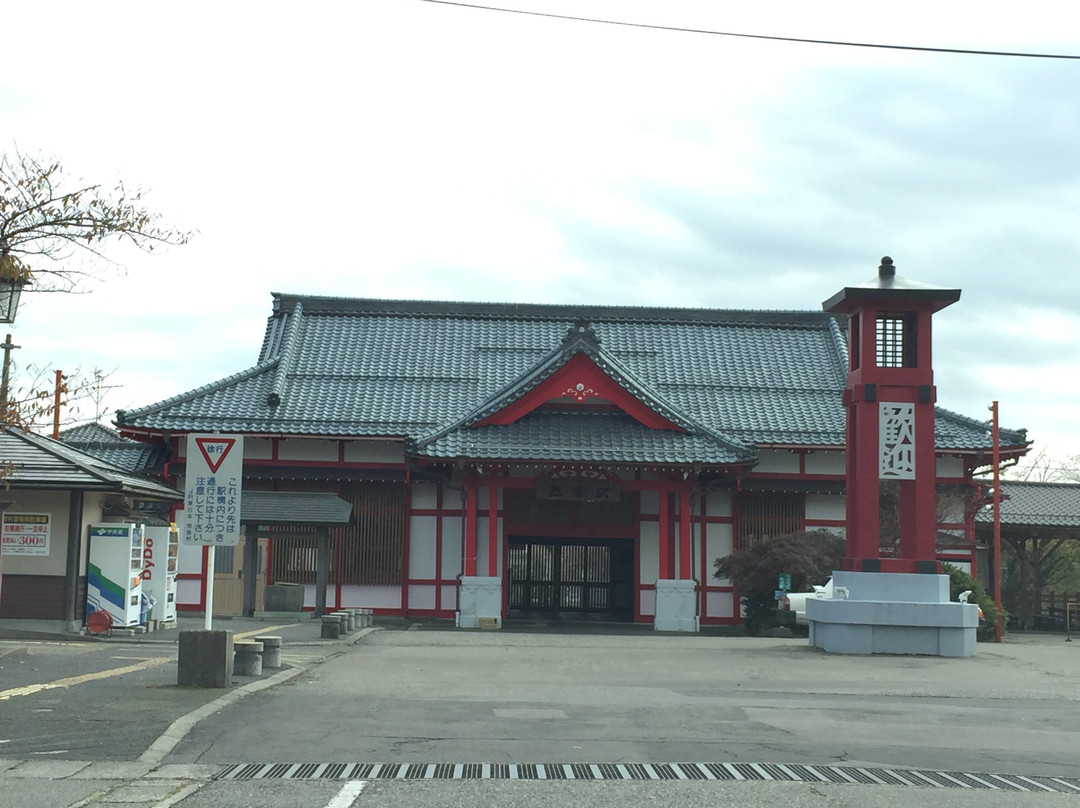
xmin=184 ymin=475 xmax=241 ymax=544
xmin=183 ymin=433 xmax=244 ymax=546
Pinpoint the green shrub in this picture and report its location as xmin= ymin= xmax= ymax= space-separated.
xmin=942 ymin=562 xmax=1006 ymax=639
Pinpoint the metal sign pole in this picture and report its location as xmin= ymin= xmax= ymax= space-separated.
xmin=205 ymin=545 xmax=215 ymax=630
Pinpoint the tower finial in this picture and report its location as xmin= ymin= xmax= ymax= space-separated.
xmin=879 ymin=256 xmax=895 ymax=279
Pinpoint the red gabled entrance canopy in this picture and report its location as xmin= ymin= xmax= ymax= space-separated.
xmin=475 ymin=353 xmax=685 ymax=432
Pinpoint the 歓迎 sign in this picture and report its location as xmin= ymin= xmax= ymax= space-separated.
xmin=183 ymin=434 xmax=244 ymax=546
xmin=1 ymin=512 xmax=51 ymax=556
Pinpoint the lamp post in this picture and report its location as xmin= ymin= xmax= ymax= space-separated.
xmin=0 ymin=272 xmax=26 ymax=412
xmin=0 ymin=275 xmax=25 ymax=324
xmin=0 ymin=267 xmax=24 ymax=611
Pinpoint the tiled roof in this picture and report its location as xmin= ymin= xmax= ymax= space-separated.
xmin=115 ymin=294 xmax=1028 ymax=465
xmin=1 ymin=426 xmax=182 ymax=500
xmin=415 ymin=410 xmax=752 ymax=465
xmin=975 ymin=481 xmax=1080 ymax=529
xmin=58 ymin=422 xmax=171 ymax=475
xmin=242 ymin=491 xmax=353 ymax=526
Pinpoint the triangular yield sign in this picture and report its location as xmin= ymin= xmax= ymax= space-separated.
xmin=195 ymin=437 xmax=237 ymax=474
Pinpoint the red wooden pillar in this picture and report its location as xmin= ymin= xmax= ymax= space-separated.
xmin=464 ymin=478 xmax=478 ymax=577
xmin=899 ymin=397 xmax=939 ymax=560
xmin=678 ymin=487 xmax=692 ymax=580
xmin=487 ymin=483 xmax=499 ymax=578
xmin=845 ymin=370 xmax=883 ymax=561
xmin=657 ymin=488 xmax=672 ymax=579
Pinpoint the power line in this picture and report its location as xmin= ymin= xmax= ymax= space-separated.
xmin=420 ymin=0 xmax=1080 ymax=60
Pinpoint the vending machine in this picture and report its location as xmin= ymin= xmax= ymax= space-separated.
xmin=141 ymin=524 xmax=179 ymax=626
xmin=87 ymin=523 xmax=144 ymax=628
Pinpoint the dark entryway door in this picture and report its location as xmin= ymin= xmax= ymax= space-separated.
xmin=508 ymin=538 xmax=634 ymax=620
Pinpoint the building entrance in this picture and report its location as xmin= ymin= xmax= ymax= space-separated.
xmin=508 ymin=538 xmax=634 ymax=620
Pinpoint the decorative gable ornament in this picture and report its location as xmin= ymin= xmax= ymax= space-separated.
xmin=562 ymin=383 xmax=599 ymax=403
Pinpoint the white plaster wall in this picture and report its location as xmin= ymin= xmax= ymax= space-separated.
xmin=706 ymin=591 xmax=735 ymax=619
xmin=407 ymin=585 xmax=437 ymax=610
xmin=936 ymin=456 xmax=965 ymax=478
xmin=805 ymin=494 xmax=846 ymax=522
xmin=277 ymin=438 xmax=338 ymax=462
xmin=706 ymin=523 xmax=733 ymax=583
xmin=804 ymin=450 xmax=845 ymax=475
xmin=639 ymin=521 xmax=659 ymax=582
xmin=473 ymin=516 xmax=505 ymax=574
xmin=441 ymin=585 xmax=458 ymax=610
xmin=408 ymin=516 xmax=438 ymax=578
xmin=752 ymin=449 xmax=800 ymax=474
xmin=177 ymin=542 xmax=203 ymax=576
xmin=410 ymin=482 xmax=438 ymax=510
xmin=639 ymin=588 xmax=656 ymax=617
xmin=477 ymin=516 xmax=489 ymax=572
xmin=335 ymin=585 xmax=402 ymax=609
xmin=177 ymin=577 xmax=201 ymax=606
xmin=343 ymin=440 xmax=406 ymax=464
xmin=441 ymin=517 xmax=463 ymax=579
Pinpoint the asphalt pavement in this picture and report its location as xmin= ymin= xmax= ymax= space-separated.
xmin=1 ymin=618 xmax=1079 ymax=807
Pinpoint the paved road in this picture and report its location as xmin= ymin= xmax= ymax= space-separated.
xmin=2 ymin=624 xmax=1079 ymax=806
xmin=171 ymin=628 xmax=1080 ymax=777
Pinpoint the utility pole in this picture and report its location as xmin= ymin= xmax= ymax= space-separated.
xmin=991 ymin=401 xmax=1003 ymax=643
xmin=0 ymin=333 xmax=19 ymax=413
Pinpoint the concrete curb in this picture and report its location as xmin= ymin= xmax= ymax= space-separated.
xmin=137 ymin=626 xmax=379 ymax=767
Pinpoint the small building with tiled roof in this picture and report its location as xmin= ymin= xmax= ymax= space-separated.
xmin=975 ymin=481 xmax=1080 ymax=533
xmin=974 ymin=480 xmax=1080 ymax=627
xmin=115 ymin=276 xmax=1029 ymax=628
xmin=0 ymin=426 xmax=182 ymax=624
xmin=59 ymin=421 xmax=172 ymax=478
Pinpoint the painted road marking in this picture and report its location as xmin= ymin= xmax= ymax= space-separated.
xmin=215 ymin=762 xmax=1080 ymax=794
xmin=326 ymin=780 xmax=367 ymax=808
xmin=0 ymin=657 xmax=168 ymax=701
xmin=233 ymin=623 xmax=299 ymax=640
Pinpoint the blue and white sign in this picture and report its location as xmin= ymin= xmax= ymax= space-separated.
xmin=183 ymin=433 xmax=244 ymax=546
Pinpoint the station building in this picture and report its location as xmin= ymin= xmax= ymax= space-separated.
xmin=115 ymin=276 xmax=1029 ymax=628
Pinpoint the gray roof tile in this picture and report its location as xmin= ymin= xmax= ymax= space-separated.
xmin=975 ymin=481 xmax=1080 ymax=528
xmin=1 ymin=427 xmax=182 ymax=500
xmin=116 ymin=295 xmax=1028 ymax=464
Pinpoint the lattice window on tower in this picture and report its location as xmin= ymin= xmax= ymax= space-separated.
xmin=879 ymin=402 xmax=916 ymax=479
xmin=875 ymin=312 xmax=917 ymax=368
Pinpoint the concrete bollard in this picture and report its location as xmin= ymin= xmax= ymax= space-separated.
xmin=234 ymin=640 xmax=263 ymax=676
xmin=348 ymin=609 xmax=361 ymax=630
xmin=255 ymin=635 xmax=283 ymax=669
xmin=343 ymin=610 xmax=356 ymax=632
xmin=321 ymin=614 xmax=341 ymax=639
xmin=361 ymin=608 xmax=373 ymax=627
xmin=332 ymin=611 xmax=352 ymax=634
xmin=177 ymin=630 xmax=233 ymax=688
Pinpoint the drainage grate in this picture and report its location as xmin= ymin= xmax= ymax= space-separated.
xmin=214 ymin=762 xmax=1080 ymax=793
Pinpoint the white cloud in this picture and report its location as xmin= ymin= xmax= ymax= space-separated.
xmin=2 ymin=0 xmax=1078 ymax=461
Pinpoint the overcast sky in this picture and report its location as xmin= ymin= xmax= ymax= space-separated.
xmin=2 ymin=1 xmax=1078 ymax=470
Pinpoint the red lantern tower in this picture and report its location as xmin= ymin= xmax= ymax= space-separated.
xmin=823 ymin=257 xmax=960 ymax=574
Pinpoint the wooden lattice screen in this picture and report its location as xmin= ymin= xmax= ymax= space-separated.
xmin=737 ymin=491 xmax=804 ymax=546
xmin=265 ymin=480 xmax=405 ymax=586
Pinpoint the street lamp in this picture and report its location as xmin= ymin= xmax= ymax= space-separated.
xmin=0 ymin=275 xmax=25 ymax=324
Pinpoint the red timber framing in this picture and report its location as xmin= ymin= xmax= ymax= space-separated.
xmin=449 ymin=465 xmax=714 ymax=624
xmin=164 ymin=437 xmax=988 ymax=624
